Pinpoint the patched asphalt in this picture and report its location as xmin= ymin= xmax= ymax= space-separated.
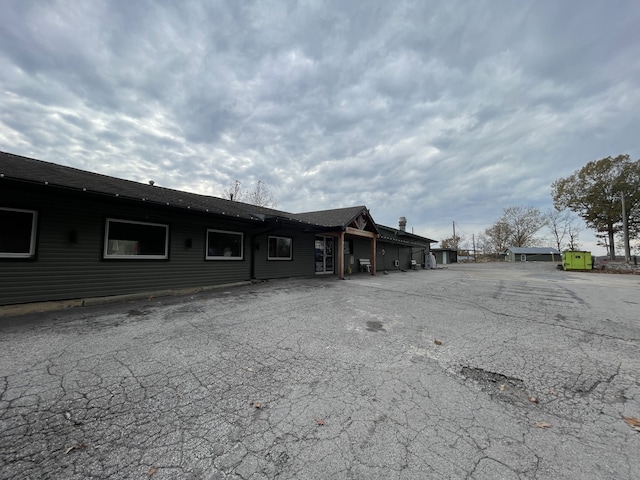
xmin=1 ymin=263 xmax=639 ymax=479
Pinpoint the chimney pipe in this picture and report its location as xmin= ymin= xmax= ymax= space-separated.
xmin=399 ymin=216 xmax=407 ymax=232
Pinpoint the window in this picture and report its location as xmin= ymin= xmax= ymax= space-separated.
xmin=268 ymin=236 xmax=292 ymax=260
xmin=104 ymin=218 xmax=169 ymax=259
xmin=0 ymin=207 xmax=37 ymax=258
xmin=206 ymin=229 xmax=243 ymax=260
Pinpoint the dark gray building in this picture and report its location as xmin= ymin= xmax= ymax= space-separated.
xmin=504 ymin=246 xmax=561 ymax=262
xmin=1 ymin=152 xmax=435 ymax=306
xmin=377 ymin=224 xmax=435 ymax=271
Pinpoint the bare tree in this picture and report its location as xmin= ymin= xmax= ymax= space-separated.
xmin=246 ymin=180 xmax=278 ymax=208
xmin=474 ymin=232 xmax=488 ymax=255
xmin=546 ymin=208 xmax=580 ymax=252
xmin=484 ymin=220 xmax=513 ymax=254
xmin=224 ymin=179 xmax=278 ymax=208
xmin=484 ymin=206 xmax=547 ymax=253
xmin=503 ymin=206 xmax=547 ymax=246
xmin=567 ymin=228 xmax=580 ymax=251
xmin=224 ymin=180 xmax=243 ymax=202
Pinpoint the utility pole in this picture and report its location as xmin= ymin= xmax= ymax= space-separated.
xmin=472 ymin=234 xmax=476 ymax=262
xmin=620 ymin=192 xmax=631 ymax=263
xmin=452 ymin=221 xmax=457 ymax=252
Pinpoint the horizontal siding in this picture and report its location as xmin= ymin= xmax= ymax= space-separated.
xmin=351 ymin=239 xmax=373 ymax=273
xmin=376 ymin=243 xmax=396 ymax=271
xmin=253 ymin=229 xmax=315 ymax=279
xmin=398 ymin=248 xmax=412 ymax=270
xmin=375 ymin=243 xmax=410 ymax=271
xmin=1 ymin=184 xmax=257 ymax=305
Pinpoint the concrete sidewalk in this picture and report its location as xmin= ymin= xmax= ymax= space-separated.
xmin=1 ymin=264 xmax=639 ymax=479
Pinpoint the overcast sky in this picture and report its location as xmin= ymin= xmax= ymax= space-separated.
xmin=1 ymin=1 xmax=638 ymax=253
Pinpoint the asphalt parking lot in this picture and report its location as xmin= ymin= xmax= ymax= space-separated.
xmin=1 ymin=262 xmax=639 ymax=479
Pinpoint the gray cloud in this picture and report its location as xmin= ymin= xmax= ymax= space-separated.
xmin=1 ymin=0 xmax=639 ymax=252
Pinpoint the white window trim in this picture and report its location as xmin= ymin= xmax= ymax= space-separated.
xmin=267 ymin=236 xmax=293 ymax=261
xmin=206 ymin=229 xmax=244 ymax=260
xmin=103 ymin=218 xmax=169 ymax=259
xmin=0 ymin=207 xmax=38 ymax=258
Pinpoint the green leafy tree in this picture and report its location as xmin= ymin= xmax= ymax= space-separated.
xmin=623 ymin=159 xmax=640 ymax=241
xmin=551 ymin=155 xmax=640 ymax=260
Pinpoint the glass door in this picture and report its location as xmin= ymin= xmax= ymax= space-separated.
xmin=315 ymin=236 xmax=334 ymax=274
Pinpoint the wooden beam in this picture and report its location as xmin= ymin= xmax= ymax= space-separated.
xmin=370 ymin=236 xmax=377 ymax=275
xmin=338 ymin=231 xmax=345 ymax=280
xmin=345 ymin=227 xmax=377 ymax=239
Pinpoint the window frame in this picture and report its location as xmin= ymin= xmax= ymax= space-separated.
xmin=205 ymin=229 xmax=244 ymax=260
xmin=267 ymin=235 xmax=293 ymax=261
xmin=0 ymin=207 xmax=38 ymax=259
xmin=103 ymin=218 xmax=169 ymax=260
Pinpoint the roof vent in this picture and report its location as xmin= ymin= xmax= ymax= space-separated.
xmin=399 ymin=216 xmax=407 ymax=232
xmin=149 ymin=180 xmax=155 ymax=186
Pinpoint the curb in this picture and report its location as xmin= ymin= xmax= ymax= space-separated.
xmin=0 ymin=281 xmax=253 ymax=318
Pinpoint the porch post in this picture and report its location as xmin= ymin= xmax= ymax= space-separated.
xmin=370 ymin=236 xmax=377 ymax=275
xmin=338 ymin=231 xmax=345 ymax=280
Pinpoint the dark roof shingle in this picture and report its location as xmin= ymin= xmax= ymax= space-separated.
xmin=0 ymin=152 xmax=374 ymax=230
xmin=0 ymin=151 xmax=290 ymax=222
xmin=290 ymin=206 xmax=369 ymax=228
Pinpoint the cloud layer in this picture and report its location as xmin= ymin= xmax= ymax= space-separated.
xmin=1 ymin=0 xmax=639 ymax=251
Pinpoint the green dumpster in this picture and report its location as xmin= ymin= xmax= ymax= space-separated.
xmin=562 ymin=251 xmax=592 ymax=271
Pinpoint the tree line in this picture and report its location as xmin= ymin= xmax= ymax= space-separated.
xmin=440 ymin=155 xmax=640 ymax=260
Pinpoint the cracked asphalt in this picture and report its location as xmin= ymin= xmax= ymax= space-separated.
xmin=1 ymin=262 xmax=639 ymax=479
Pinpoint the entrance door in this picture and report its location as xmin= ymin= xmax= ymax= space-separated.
xmin=315 ymin=236 xmax=334 ymax=274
